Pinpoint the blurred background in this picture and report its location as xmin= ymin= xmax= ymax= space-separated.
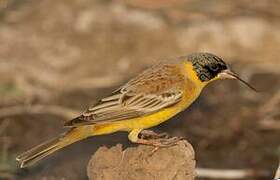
xmin=0 ymin=0 xmax=279 ymax=179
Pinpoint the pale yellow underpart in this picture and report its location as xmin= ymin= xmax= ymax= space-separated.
xmin=89 ymin=62 xmax=210 ymax=142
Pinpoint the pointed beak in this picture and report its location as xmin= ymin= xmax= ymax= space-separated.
xmin=218 ymin=69 xmax=257 ymax=92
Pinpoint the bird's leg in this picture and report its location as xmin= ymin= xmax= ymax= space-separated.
xmin=139 ymin=130 xmax=169 ymax=139
xmin=137 ymin=136 xmax=183 ymax=147
xmin=128 ymin=129 xmax=183 ymax=148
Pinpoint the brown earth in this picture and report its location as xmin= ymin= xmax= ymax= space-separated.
xmin=87 ymin=141 xmax=195 ymax=180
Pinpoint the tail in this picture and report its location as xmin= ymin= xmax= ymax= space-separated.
xmin=16 ymin=127 xmax=91 ymax=168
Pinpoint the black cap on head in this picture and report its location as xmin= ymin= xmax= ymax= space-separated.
xmin=187 ymin=52 xmax=228 ymax=82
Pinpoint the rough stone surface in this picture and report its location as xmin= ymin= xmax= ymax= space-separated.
xmin=87 ymin=140 xmax=195 ymax=180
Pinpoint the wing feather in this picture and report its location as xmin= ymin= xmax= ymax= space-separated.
xmin=64 ymin=63 xmax=185 ymax=127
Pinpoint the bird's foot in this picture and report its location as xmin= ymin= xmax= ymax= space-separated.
xmin=135 ymin=135 xmax=184 ymax=154
xmin=149 ymin=136 xmax=184 ymax=154
xmin=139 ymin=130 xmax=169 ymax=139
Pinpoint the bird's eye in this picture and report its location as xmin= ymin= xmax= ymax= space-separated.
xmin=209 ymin=64 xmax=219 ymax=71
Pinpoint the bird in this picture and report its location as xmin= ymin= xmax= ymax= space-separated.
xmin=16 ymin=52 xmax=256 ymax=168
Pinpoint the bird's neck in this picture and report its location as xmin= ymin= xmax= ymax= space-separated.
xmin=183 ymin=62 xmax=209 ymax=89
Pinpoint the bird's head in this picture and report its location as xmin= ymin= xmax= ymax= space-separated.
xmin=186 ymin=52 xmax=256 ymax=91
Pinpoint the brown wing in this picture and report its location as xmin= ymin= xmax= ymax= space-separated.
xmin=64 ymin=63 xmax=185 ymax=127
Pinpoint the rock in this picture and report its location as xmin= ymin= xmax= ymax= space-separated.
xmin=87 ymin=140 xmax=196 ymax=180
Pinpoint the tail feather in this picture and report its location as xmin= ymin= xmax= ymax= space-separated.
xmin=16 ymin=137 xmax=62 ymax=168
xmin=16 ymin=127 xmax=90 ymax=168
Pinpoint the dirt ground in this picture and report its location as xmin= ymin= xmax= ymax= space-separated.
xmin=0 ymin=0 xmax=279 ymax=179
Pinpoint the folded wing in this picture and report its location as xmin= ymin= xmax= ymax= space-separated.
xmin=64 ymin=63 xmax=185 ymax=127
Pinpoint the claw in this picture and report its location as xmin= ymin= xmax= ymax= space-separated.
xmin=150 ymin=147 xmax=160 ymax=155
